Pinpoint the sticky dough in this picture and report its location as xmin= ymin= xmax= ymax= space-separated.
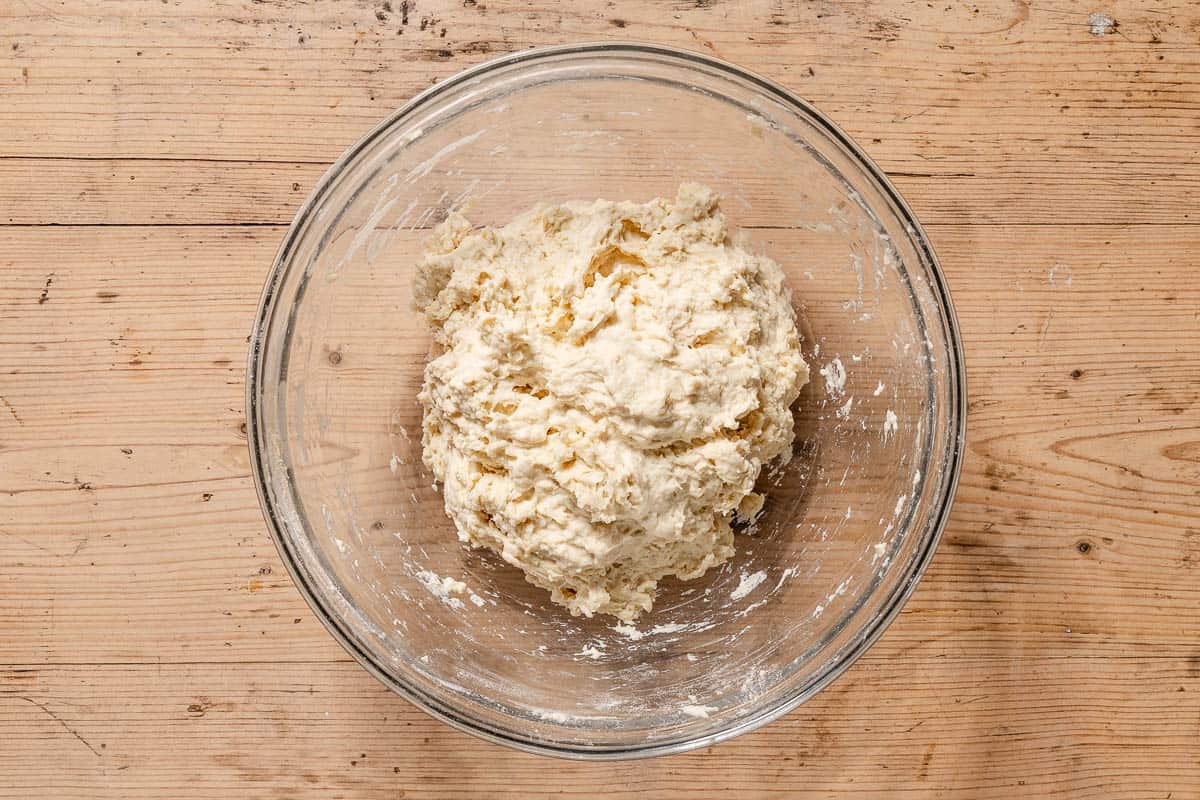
xmin=414 ymin=184 xmax=808 ymax=621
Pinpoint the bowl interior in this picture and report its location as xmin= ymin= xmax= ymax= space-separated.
xmin=250 ymin=45 xmax=962 ymax=757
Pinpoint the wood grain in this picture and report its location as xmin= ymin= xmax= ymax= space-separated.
xmin=2 ymin=0 xmax=1199 ymax=797
xmin=1 ymin=658 xmax=1197 ymax=798
xmin=5 ymin=1 xmax=1200 ymax=224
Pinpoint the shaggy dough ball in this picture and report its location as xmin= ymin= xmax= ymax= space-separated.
xmin=414 ymin=184 xmax=808 ymax=621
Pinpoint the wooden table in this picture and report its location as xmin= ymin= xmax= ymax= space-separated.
xmin=3 ymin=1 xmax=1198 ymax=796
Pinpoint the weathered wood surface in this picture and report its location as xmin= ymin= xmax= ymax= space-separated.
xmin=2 ymin=1 xmax=1198 ymax=797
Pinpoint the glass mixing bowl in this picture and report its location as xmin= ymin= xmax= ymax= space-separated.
xmin=247 ymin=43 xmax=965 ymax=759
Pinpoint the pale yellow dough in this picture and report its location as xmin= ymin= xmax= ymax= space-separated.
xmin=414 ymin=184 xmax=808 ymax=621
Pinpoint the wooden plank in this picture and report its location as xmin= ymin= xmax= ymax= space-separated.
xmin=1 ymin=658 xmax=1196 ymax=798
xmin=1 ymin=222 xmax=1196 ymax=667
xmin=0 ymin=156 xmax=1195 ymax=229
xmin=0 ymin=159 xmax=324 ymax=226
xmin=3 ymin=1 xmax=1200 ymax=224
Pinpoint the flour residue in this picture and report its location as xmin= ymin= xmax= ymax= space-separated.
xmin=613 ymin=623 xmax=644 ymax=641
xmin=416 ymin=570 xmax=467 ymax=610
xmin=1087 ymin=12 xmax=1115 ymax=35
xmin=883 ymin=409 xmax=899 ymax=441
xmin=1048 ymin=263 xmax=1073 ymax=287
xmin=683 ymin=694 xmax=717 ymax=718
xmin=682 ymin=704 xmax=717 ymax=719
xmin=819 ymin=357 xmax=847 ymax=397
xmin=730 ymin=570 xmax=768 ymax=601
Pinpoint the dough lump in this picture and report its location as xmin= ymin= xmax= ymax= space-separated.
xmin=414 ymin=184 xmax=808 ymax=621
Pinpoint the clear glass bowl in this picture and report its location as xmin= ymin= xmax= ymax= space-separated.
xmin=247 ymin=43 xmax=966 ymax=759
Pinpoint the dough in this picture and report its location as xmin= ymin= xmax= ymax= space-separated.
xmin=414 ymin=184 xmax=808 ymax=621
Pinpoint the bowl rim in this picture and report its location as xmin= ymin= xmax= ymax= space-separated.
xmin=246 ymin=40 xmax=968 ymax=760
